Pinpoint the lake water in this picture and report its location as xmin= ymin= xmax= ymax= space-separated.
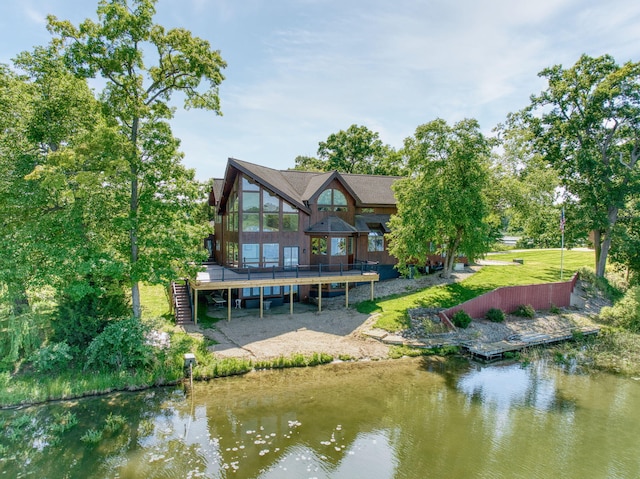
xmin=2 ymin=358 xmax=640 ymax=479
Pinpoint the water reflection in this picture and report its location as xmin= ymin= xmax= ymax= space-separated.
xmin=3 ymin=359 xmax=640 ymax=479
xmin=457 ymin=361 xmax=580 ymax=412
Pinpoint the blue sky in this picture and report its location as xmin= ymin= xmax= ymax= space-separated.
xmin=1 ymin=0 xmax=639 ymax=180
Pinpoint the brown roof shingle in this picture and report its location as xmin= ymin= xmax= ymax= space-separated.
xmin=227 ymin=158 xmax=400 ymax=207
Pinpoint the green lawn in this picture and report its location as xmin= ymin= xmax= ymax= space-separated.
xmin=140 ymin=283 xmax=170 ymax=320
xmin=358 ymin=249 xmax=595 ymax=332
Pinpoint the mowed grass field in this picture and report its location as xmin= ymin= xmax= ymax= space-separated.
xmin=359 ymin=249 xmax=596 ymax=331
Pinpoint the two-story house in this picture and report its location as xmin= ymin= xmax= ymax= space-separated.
xmin=203 ymin=158 xmax=401 ymax=308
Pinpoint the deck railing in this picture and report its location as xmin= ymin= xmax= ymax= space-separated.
xmin=204 ymin=261 xmax=380 ymax=282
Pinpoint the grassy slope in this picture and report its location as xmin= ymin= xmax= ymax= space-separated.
xmin=360 ymin=249 xmax=595 ymax=332
xmin=139 ymin=283 xmax=170 ymax=320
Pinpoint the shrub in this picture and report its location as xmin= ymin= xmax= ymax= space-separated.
xmin=452 ymin=310 xmax=472 ymax=329
xmin=52 ymin=279 xmax=130 ymax=353
xmin=513 ymin=304 xmax=535 ymax=318
xmin=485 ymin=308 xmax=505 ymax=323
xmin=600 ymin=286 xmax=640 ymax=333
xmin=306 ymin=352 xmax=333 ymax=366
xmin=199 ymin=357 xmax=253 ymax=378
xmin=85 ymin=318 xmax=154 ymax=372
xmin=29 ymin=342 xmax=73 ymax=373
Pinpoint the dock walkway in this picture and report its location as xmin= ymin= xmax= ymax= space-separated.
xmin=461 ymin=326 xmax=600 ymax=361
xmin=367 ymin=325 xmax=600 ymax=361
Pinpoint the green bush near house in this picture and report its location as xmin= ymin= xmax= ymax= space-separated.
xmin=486 ymin=308 xmax=505 ymax=323
xmin=513 ymin=304 xmax=535 ymax=318
xmin=452 ymin=310 xmax=472 ymax=329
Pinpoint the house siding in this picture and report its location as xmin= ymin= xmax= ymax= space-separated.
xmin=209 ymin=159 xmax=401 ymax=302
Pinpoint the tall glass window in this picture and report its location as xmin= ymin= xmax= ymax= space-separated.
xmin=227 ymin=190 xmax=239 ymax=232
xmin=241 ymin=189 xmax=257 ymax=232
xmin=242 ymin=192 xmax=260 ymax=212
xmin=242 ymin=213 xmax=259 ymax=232
xmin=368 ymin=226 xmax=385 ymax=252
xmin=242 ymin=177 xmax=259 ymax=191
xmin=283 ymin=246 xmax=299 ymax=267
xmin=282 ymin=202 xmax=298 ymax=231
xmin=263 ymin=190 xmax=279 ymax=212
xmin=331 ymin=237 xmax=347 ymax=256
xmin=263 ymin=188 xmax=279 ymax=233
xmin=263 ymin=243 xmax=279 ymax=267
xmin=242 ymin=244 xmax=260 ymax=267
xmin=226 ymin=241 xmax=238 ymax=266
xmin=312 ymin=237 xmax=327 ymax=255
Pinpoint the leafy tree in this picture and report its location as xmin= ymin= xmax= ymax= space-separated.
xmin=0 ymin=64 xmax=38 ymax=317
xmin=1 ymin=52 xmax=116 ymax=365
xmin=292 ymin=155 xmax=326 ymax=172
xmin=524 ymin=54 xmax=640 ymax=277
xmin=48 ymin=0 xmax=227 ymax=317
xmin=12 ymin=46 xmax=126 ymax=298
xmin=387 ymin=118 xmax=496 ymax=278
xmin=2 ymin=47 xmax=144 ymax=367
xmin=295 ymin=124 xmax=403 ymax=175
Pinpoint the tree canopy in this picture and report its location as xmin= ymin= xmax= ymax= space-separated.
xmin=47 ymin=0 xmax=227 ymax=317
xmin=522 ymin=54 xmax=640 ymax=277
xmin=387 ymin=118 xmax=496 ymax=278
xmin=293 ymin=124 xmax=405 ymax=175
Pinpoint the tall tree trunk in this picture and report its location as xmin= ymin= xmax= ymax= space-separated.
xmin=596 ymin=207 xmax=619 ymax=277
xmin=130 ymin=117 xmax=141 ymax=319
xmin=593 ymin=229 xmax=602 ymax=274
xmin=442 ymin=230 xmax=463 ymax=279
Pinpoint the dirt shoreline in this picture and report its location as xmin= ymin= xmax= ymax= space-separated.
xmin=182 ymin=266 xmax=605 ymax=362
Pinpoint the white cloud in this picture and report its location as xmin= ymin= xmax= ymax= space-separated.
xmin=23 ymin=4 xmax=48 ymax=25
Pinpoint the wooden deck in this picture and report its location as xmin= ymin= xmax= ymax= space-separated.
xmin=189 ymin=264 xmax=380 ymax=322
xmin=462 ymin=326 xmax=600 ymax=361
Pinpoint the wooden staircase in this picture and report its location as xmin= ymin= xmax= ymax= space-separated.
xmin=171 ymin=281 xmax=194 ymax=325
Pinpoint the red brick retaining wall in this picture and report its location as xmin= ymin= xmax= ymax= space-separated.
xmin=439 ymin=273 xmax=579 ymax=323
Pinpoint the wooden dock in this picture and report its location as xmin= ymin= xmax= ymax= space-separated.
xmin=462 ymin=326 xmax=600 ymax=361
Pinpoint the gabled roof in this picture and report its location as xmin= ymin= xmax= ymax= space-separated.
xmin=208 ymin=178 xmax=224 ymax=206
xmin=219 ymin=158 xmax=401 ymax=214
xmin=340 ymin=174 xmax=398 ymax=205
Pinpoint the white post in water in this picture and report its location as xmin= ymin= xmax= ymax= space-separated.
xmin=184 ymin=353 xmax=196 ymax=389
